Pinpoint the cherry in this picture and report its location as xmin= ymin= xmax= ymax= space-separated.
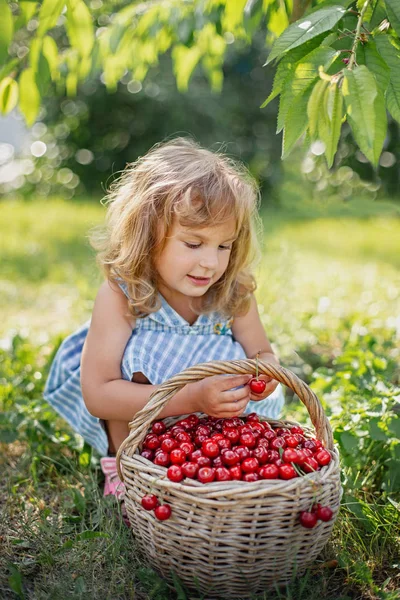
xmin=197 ymin=467 xmax=215 ymax=483
xmin=315 ymin=449 xmax=331 ymax=466
xmin=170 ymin=448 xmax=186 ymax=465
xmin=153 ymin=451 xmax=170 ymax=467
xmin=285 ymin=435 xmax=299 ymax=448
xmin=241 ymin=457 xmax=259 ymax=473
xmin=253 ymin=446 xmax=269 ymax=464
xmin=243 ymin=472 xmax=259 ymax=482
xmin=249 ymin=378 xmax=266 ymax=394
xmin=167 ymin=465 xmax=184 ymax=482
xmin=299 ymin=511 xmax=318 ymax=528
xmin=141 ymin=449 xmax=154 ymax=461
xmin=175 ymin=431 xmax=191 ymax=444
xmin=195 ymin=456 xmax=212 ymax=468
xmin=270 ymin=436 xmax=287 ymax=450
xmin=229 ymin=464 xmax=242 ymax=480
xmin=152 ymin=421 xmax=167 ymax=435
xmin=202 ymin=440 xmax=220 ymax=458
xmin=223 ymin=428 xmax=240 ymax=444
xmin=302 ymin=457 xmax=319 ymax=473
xmin=181 ymin=461 xmax=199 ymax=479
xmin=217 ymin=438 xmax=231 ymax=450
xmin=282 ymin=448 xmax=299 ymax=464
xmin=144 ymin=434 xmax=160 ymax=450
xmin=212 ymin=456 xmax=224 ymax=468
xmin=221 ymin=449 xmax=240 ymax=466
xmin=240 ymin=432 xmax=257 ymax=449
xmin=154 ymin=504 xmax=172 ymax=520
xmin=290 ymin=426 xmax=304 ymax=435
xmin=316 ymin=505 xmax=333 ymax=522
xmin=279 ymin=464 xmax=298 ymax=479
xmin=215 ymin=467 xmax=231 ymax=481
xmin=263 ymin=429 xmax=277 ymax=441
xmin=258 ymin=464 xmax=279 ymax=479
xmin=161 ymin=438 xmax=178 ymax=453
xmin=141 ymin=494 xmax=159 ymax=510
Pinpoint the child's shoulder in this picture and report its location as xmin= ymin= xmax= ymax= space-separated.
xmin=94 ymin=280 xmax=136 ymax=330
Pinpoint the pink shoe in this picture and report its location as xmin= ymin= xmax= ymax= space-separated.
xmin=100 ymin=457 xmax=125 ymax=501
xmin=100 ymin=457 xmax=130 ymax=527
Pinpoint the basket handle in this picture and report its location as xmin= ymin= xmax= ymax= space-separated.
xmin=116 ymin=359 xmax=334 ymax=478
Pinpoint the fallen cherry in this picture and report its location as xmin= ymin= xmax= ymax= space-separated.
xmin=154 ymin=504 xmax=172 ymax=520
xmin=317 ymin=505 xmax=333 ymax=522
xmin=141 ymin=494 xmax=159 ymax=510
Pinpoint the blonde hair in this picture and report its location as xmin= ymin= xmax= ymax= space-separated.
xmin=90 ymin=137 xmax=262 ymax=318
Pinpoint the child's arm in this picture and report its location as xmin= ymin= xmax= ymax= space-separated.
xmin=231 ymin=294 xmax=280 ymax=400
xmin=80 ymin=281 xmax=199 ymax=421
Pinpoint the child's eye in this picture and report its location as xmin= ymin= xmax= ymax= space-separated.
xmin=185 ymin=242 xmax=201 ymax=249
xmin=219 ymin=245 xmax=232 ymax=251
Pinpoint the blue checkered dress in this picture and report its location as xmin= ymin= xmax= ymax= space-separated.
xmin=44 ymin=283 xmax=284 ymax=455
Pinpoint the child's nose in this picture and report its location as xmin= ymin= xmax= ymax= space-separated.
xmin=199 ymin=248 xmax=219 ymax=270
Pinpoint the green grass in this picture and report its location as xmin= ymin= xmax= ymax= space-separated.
xmin=1 ymin=198 xmax=400 ymax=599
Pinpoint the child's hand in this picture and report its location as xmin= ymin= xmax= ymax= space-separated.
xmin=248 ymin=375 xmax=279 ymax=402
xmin=190 ymin=374 xmax=252 ymax=418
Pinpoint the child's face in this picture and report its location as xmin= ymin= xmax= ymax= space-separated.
xmin=154 ymin=216 xmax=237 ymax=307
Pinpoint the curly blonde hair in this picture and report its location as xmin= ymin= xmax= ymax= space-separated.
xmin=90 ymin=137 xmax=262 ymax=318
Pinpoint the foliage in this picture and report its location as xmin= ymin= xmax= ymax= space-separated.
xmin=1 ymin=0 xmax=400 ymax=171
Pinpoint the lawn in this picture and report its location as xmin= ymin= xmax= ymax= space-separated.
xmin=1 ymin=198 xmax=400 ymax=599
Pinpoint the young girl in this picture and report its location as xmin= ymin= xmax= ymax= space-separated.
xmin=44 ymin=137 xmax=284 ymax=501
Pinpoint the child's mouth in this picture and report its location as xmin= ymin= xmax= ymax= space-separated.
xmin=187 ymin=275 xmax=211 ymax=286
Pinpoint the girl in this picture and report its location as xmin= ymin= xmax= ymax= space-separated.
xmin=44 ymin=137 xmax=284 ymax=501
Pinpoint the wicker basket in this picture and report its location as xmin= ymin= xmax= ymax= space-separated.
xmin=117 ymin=359 xmax=341 ymax=598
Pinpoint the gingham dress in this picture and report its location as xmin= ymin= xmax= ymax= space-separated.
xmin=44 ymin=283 xmax=284 ymax=455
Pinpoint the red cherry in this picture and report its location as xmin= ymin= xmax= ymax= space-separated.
xmin=258 ymin=464 xmax=279 ymax=479
xmin=175 ymin=431 xmax=191 ymax=444
xmin=249 ymin=378 xmax=267 ymax=394
xmin=161 ymin=438 xmax=178 ymax=453
xmin=316 ymin=506 xmax=333 ymax=522
xmin=290 ymin=426 xmax=304 ymax=435
xmin=141 ymin=449 xmax=154 ymax=461
xmin=144 ymin=434 xmax=160 ymax=450
xmin=302 ymin=457 xmax=319 ymax=473
xmin=303 ymin=439 xmax=317 ymax=452
xmin=215 ymin=467 xmax=231 ymax=481
xmin=315 ymin=449 xmax=331 ymax=466
xmin=154 ymin=504 xmax=172 ymax=520
xmin=243 ymin=472 xmax=259 ymax=482
xmin=221 ymin=450 xmax=240 ymax=466
xmin=241 ymin=457 xmax=260 ymax=473
xmin=181 ymin=461 xmax=199 ymax=479
xmin=270 ymin=437 xmax=287 ymax=450
xmin=170 ymin=448 xmax=186 ymax=465
xmin=154 ymin=451 xmax=170 ymax=467
xmin=253 ymin=446 xmax=269 ymax=464
xmin=299 ymin=511 xmax=318 ymax=528
xmin=217 ymin=438 xmax=231 ymax=450
xmin=229 ymin=465 xmax=242 ymax=480
xmin=167 ymin=465 xmax=184 ymax=482
xmin=240 ymin=432 xmax=257 ymax=449
xmin=223 ymin=428 xmax=240 ymax=444
xmin=195 ymin=456 xmax=212 ymax=468
xmin=285 ymin=435 xmax=299 ymax=448
xmin=141 ymin=494 xmax=159 ymax=510
xmin=264 ymin=429 xmax=277 ymax=441
xmin=282 ymin=448 xmax=299 ymax=464
xmin=152 ymin=421 xmax=167 ymax=435
xmin=197 ymin=467 xmax=215 ymax=483
xmin=235 ymin=445 xmax=251 ymax=461
xmin=279 ymin=464 xmax=298 ymax=479
xmin=267 ymin=449 xmax=280 ymax=463
xmin=202 ymin=440 xmax=220 ymax=458
xmin=246 ymin=412 xmax=259 ymax=421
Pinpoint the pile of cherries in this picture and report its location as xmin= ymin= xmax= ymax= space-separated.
xmin=140 ymin=412 xmax=331 ymax=483
xmin=139 ymin=413 xmax=334 ymax=523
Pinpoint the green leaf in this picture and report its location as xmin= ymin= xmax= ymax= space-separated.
xmin=8 ymin=564 xmax=24 ymax=600
xmin=307 ymin=78 xmax=329 ymax=140
xmin=385 ymin=0 xmax=400 ymax=38
xmin=37 ymin=0 xmax=65 ymax=38
xmin=42 ymin=36 xmax=59 ymax=81
xmin=14 ymin=2 xmax=38 ymax=31
xmin=0 ymin=57 xmax=19 ymax=81
xmin=368 ymin=0 xmax=387 ymax=29
xmin=368 ymin=417 xmax=388 ymax=441
xmin=261 ymin=33 xmax=329 ymax=108
xmin=342 ymin=65 xmax=386 ymax=166
xmin=0 ymin=76 xmax=18 ymax=114
xmin=282 ymin=87 xmax=312 ymax=158
xmin=277 ymin=46 xmax=338 ymax=132
xmin=321 ymin=81 xmax=343 ymax=167
xmin=66 ymin=0 xmax=94 ymax=58
xmin=18 ymin=67 xmax=40 ymax=127
xmin=357 ymin=41 xmax=390 ymax=93
xmin=0 ymin=0 xmax=13 ymax=66
xmin=387 ymin=416 xmax=400 ymax=438
xmin=265 ymin=5 xmax=346 ymax=65
xmin=172 ymin=45 xmax=202 ymax=92
xmin=375 ymin=34 xmax=400 ymax=123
